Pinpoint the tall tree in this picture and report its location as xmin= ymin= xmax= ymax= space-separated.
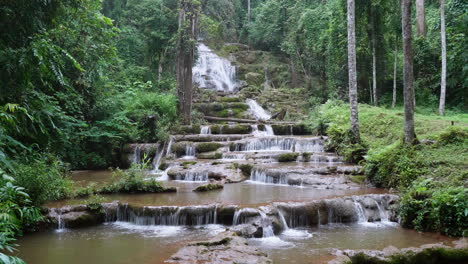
xmin=371 ymin=5 xmax=378 ymax=106
xmin=247 ymin=0 xmax=251 ymax=23
xmin=439 ymin=0 xmax=447 ymax=115
xmin=401 ymin=0 xmax=416 ymax=144
xmin=176 ymin=0 xmax=199 ymax=125
xmin=392 ymin=39 xmax=398 ymax=108
xmin=347 ymin=0 xmax=360 ymax=141
xmin=415 ymin=0 xmax=426 ymax=37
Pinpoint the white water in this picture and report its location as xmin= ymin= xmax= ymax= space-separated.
xmin=246 ymin=99 xmax=271 ymax=121
xmin=166 ymin=136 xmax=174 ymax=156
xmin=182 ymin=144 xmax=196 ymax=159
xmin=353 ymin=198 xmax=368 ymax=223
xmin=175 ymin=171 xmax=209 ymax=182
xmin=250 ymin=169 xmax=288 ymax=185
xmin=235 ymin=137 xmax=324 ymax=152
xmin=200 ymin=126 xmax=211 ymax=135
xmin=193 ymin=43 xmax=237 ymax=92
xmin=151 ymin=143 xmax=165 ymax=173
xmin=251 ymin=125 xmax=275 ymax=137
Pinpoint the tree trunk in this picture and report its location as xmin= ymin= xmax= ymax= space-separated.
xmin=347 ymin=0 xmax=360 ymax=142
xmin=176 ymin=0 xmax=199 ymax=125
xmin=247 ymin=0 xmax=251 ymax=23
xmin=401 ymin=0 xmax=416 ymax=145
xmin=371 ymin=6 xmax=378 ymax=106
xmin=439 ymin=0 xmax=447 ymax=115
xmin=416 ymin=0 xmax=426 ymax=37
xmin=392 ymin=40 xmax=398 ymax=108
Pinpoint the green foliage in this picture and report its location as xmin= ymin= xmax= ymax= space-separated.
xmin=325 ymin=125 xmax=368 ymax=164
xmin=437 ymin=126 xmax=468 ymax=145
xmin=99 ymin=166 xmax=174 ymax=194
xmin=399 ymin=179 xmax=468 ymax=237
xmin=0 ymin=170 xmax=42 ymax=263
xmin=13 ymin=156 xmax=73 ymax=205
xmin=277 ymin=153 xmax=299 ymax=162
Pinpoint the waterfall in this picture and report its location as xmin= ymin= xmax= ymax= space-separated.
xmin=200 ymin=126 xmax=211 ymax=135
xmin=182 ymin=144 xmax=196 ymax=159
xmin=166 ymin=136 xmax=174 ymax=156
xmin=56 ymin=211 xmax=65 ymax=231
xmin=175 ymin=171 xmax=209 ymax=182
xmin=276 ymin=207 xmax=289 ymax=230
xmin=151 ymin=143 xmax=165 ymax=173
xmin=193 ymin=43 xmax=237 ymax=92
xmin=374 ymin=201 xmax=390 ymax=223
xmin=353 ymin=199 xmax=368 ymax=223
xmin=114 ymin=204 xmax=218 ymax=226
xmin=250 ymin=169 xmax=288 ymax=185
xmin=234 ymin=137 xmax=324 ymax=152
xmin=222 ymin=153 xmax=246 ymax=160
xmin=246 ymin=99 xmax=271 ymax=121
xmin=264 ymin=125 xmax=275 ymax=136
xmin=158 ymin=167 xmax=171 ymax=181
xmin=232 ymin=208 xmax=259 ymax=225
xmin=251 ymin=125 xmax=275 ymax=137
xmin=259 ymin=210 xmax=274 ymax=238
xmin=132 ymin=146 xmax=141 ymax=164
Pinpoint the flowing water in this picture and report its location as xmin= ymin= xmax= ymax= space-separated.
xmin=192 ymin=43 xmax=237 ymax=92
xmin=17 ymin=43 xmax=457 ymax=264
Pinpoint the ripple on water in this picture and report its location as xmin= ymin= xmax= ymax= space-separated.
xmin=281 ymin=229 xmax=313 ymax=239
xmin=250 ymin=236 xmax=295 ymax=248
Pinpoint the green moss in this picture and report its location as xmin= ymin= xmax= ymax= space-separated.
xmin=173 ymin=125 xmax=201 ymax=134
xmin=182 ymin=161 xmax=197 ymax=169
xmin=196 ymin=152 xmax=222 ymax=159
xmin=302 ymin=152 xmax=311 ymax=161
xmin=171 ymin=143 xmax=187 ymax=157
xmin=195 ymin=142 xmax=223 ymax=153
xmin=278 ymin=153 xmax=299 ymax=162
xmin=193 ymin=183 xmax=224 ymax=192
xmin=349 ymin=248 xmax=468 ymax=264
xmin=238 ymin=164 xmax=253 ymax=177
xmin=219 ymin=97 xmax=242 ymax=103
xmin=350 ymin=175 xmax=366 ymax=184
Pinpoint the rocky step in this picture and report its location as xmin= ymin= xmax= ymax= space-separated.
xmin=230 ymin=136 xmax=326 ymax=153
xmin=46 ymin=194 xmax=399 ymax=233
xmin=174 ymin=123 xmax=312 ymax=136
xmin=173 ymin=134 xmax=253 ymax=142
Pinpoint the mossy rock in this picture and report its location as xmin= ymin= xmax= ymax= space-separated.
xmin=193 ymin=183 xmax=224 ymax=192
xmin=245 ymin=72 xmax=264 ymax=86
xmin=174 ymin=125 xmax=201 ymax=135
xmin=302 ymin=152 xmax=311 ymax=162
xmin=171 ymin=142 xmax=187 ymax=157
xmin=182 ymin=161 xmax=197 ymax=169
xmin=238 ymin=164 xmax=253 ymax=177
xmin=158 ymin=162 xmax=169 ymax=171
xmin=350 ymin=175 xmax=366 ymax=184
xmin=196 ymin=152 xmax=222 ymax=159
xmin=195 ymin=142 xmax=223 ymax=153
xmin=271 ymin=124 xmax=310 ymax=135
xmin=219 ymin=97 xmax=242 ymax=103
xmin=211 ymin=125 xmax=251 ymax=134
xmin=278 ymin=153 xmax=299 ymax=162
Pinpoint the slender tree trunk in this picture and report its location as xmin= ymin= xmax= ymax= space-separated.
xmin=392 ymin=40 xmax=398 ymax=108
xmin=347 ymin=0 xmax=360 ymax=142
xmin=176 ymin=0 xmax=199 ymax=125
xmin=416 ymin=0 xmax=426 ymax=37
xmin=439 ymin=0 xmax=447 ymax=115
xmin=401 ymin=0 xmax=416 ymax=145
xmin=247 ymin=0 xmax=251 ymax=23
xmin=371 ymin=6 xmax=378 ymax=106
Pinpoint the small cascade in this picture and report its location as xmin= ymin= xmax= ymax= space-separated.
xmin=200 ymin=126 xmax=211 ymax=135
xmin=182 ymin=144 xmax=196 ymax=159
xmin=166 ymin=136 xmax=174 ymax=156
xmin=234 ymin=137 xmax=324 ymax=152
xmin=250 ymin=169 xmax=288 ymax=185
xmin=275 ymin=207 xmax=289 ymax=230
xmin=353 ymin=198 xmax=368 ymax=223
xmin=57 ymin=211 xmax=65 ymax=231
xmin=246 ymin=99 xmax=271 ymax=121
xmin=114 ymin=204 xmax=218 ymax=226
xmin=232 ymin=208 xmax=259 ymax=225
xmin=264 ymin=125 xmax=275 ymax=136
xmin=175 ymin=171 xmax=209 ymax=182
xmin=374 ymin=200 xmax=389 ymax=222
xmin=193 ymin=43 xmax=237 ymax=92
xmin=158 ymin=167 xmax=171 ymax=181
xmin=151 ymin=143 xmax=165 ymax=173
xmin=258 ymin=210 xmax=274 ymax=238
xmin=222 ymin=153 xmax=246 ymax=160
xmin=132 ymin=145 xmax=142 ymax=164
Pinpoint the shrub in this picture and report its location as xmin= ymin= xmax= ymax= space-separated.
xmin=278 ymin=153 xmax=299 ymax=162
xmin=13 ymin=156 xmax=73 ymax=205
xmin=437 ymin=126 xmax=468 ymax=145
xmin=399 ymin=179 xmax=468 ymax=237
xmin=325 ymin=125 xmax=368 ymax=163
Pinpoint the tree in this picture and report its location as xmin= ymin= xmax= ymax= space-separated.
xmin=370 ymin=5 xmax=378 ymax=106
xmin=401 ymin=0 xmax=416 ymax=145
xmin=439 ymin=0 xmax=447 ymax=115
xmin=416 ymin=0 xmax=426 ymax=37
xmin=392 ymin=39 xmax=398 ymax=108
xmin=347 ymin=0 xmax=360 ymax=142
xmin=176 ymin=0 xmax=199 ymax=125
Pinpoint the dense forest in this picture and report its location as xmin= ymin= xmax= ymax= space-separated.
xmin=0 ymin=0 xmax=467 ymax=263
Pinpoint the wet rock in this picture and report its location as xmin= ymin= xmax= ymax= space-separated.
xmin=230 ymin=224 xmax=261 ymax=238
xmin=193 ymin=183 xmax=224 ymax=192
xmin=167 ymin=231 xmax=272 ymax=264
xmin=217 ymin=205 xmax=238 ymax=225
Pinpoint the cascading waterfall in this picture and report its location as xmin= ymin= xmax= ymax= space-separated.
xmin=132 ymin=146 xmax=142 ymax=164
xmin=246 ymin=99 xmax=271 ymax=121
xmin=251 ymin=125 xmax=275 ymax=137
xmin=175 ymin=171 xmax=209 ymax=182
xmin=113 ymin=204 xmax=218 ymax=226
xmin=264 ymin=125 xmax=274 ymax=136
xmin=374 ymin=200 xmax=389 ymax=223
xmin=151 ymin=143 xmax=165 ymax=173
xmin=193 ymin=43 xmax=237 ymax=92
xmin=258 ymin=210 xmax=274 ymax=238
xmin=232 ymin=208 xmax=259 ymax=225
xmin=222 ymin=153 xmax=246 ymax=160
xmin=182 ymin=144 xmax=196 ymax=159
xmin=250 ymin=169 xmax=288 ymax=185
xmin=353 ymin=198 xmax=368 ymax=223
xmin=166 ymin=136 xmax=174 ymax=156
xmin=234 ymin=137 xmax=323 ymax=152
xmin=200 ymin=126 xmax=211 ymax=135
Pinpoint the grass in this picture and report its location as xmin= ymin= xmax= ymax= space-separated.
xmin=309 ymin=100 xmax=468 ymax=237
